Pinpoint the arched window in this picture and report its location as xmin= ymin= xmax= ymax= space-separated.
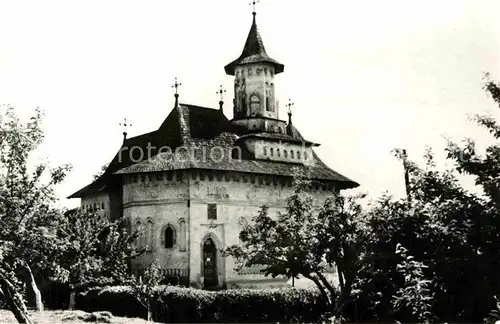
xmin=291 ymin=150 xmax=295 ymax=158
xmin=163 ymin=225 xmax=176 ymax=249
xmin=277 ymin=149 xmax=281 ymax=157
xmin=250 ymin=94 xmax=260 ymax=112
xmin=297 ymin=151 xmax=301 ymax=159
xmin=135 ymin=221 xmax=145 ymax=249
xmin=179 ymin=219 xmax=187 ymax=252
xmin=284 ymin=150 xmax=288 ymax=158
xmin=270 ymin=148 xmax=274 ymax=156
xmin=146 ymin=219 xmax=154 ymax=252
xmin=263 ymin=147 xmax=267 ymax=156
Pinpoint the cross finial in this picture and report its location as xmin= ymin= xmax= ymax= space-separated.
xmin=172 ymin=77 xmax=182 ymax=94
xmin=216 ymin=85 xmax=226 ymax=101
xmin=286 ymin=98 xmax=294 ymax=114
xmin=119 ymin=118 xmax=132 ymax=142
xmin=249 ymin=0 xmax=259 ymax=15
xmin=216 ymin=85 xmax=227 ymax=111
xmin=172 ymin=77 xmax=182 ymax=107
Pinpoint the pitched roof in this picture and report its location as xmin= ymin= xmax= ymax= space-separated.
xmin=224 ymin=13 xmax=284 ymax=76
xmin=69 ymin=104 xmax=358 ymax=198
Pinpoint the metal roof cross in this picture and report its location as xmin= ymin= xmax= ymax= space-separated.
xmin=286 ymin=98 xmax=295 ymax=114
xmin=249 ymin=0 xmax=260 ymax=14
xmin=216 ymin=85 xmax=227 ymax=101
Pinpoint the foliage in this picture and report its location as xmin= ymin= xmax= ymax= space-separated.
xmin=225 ymin=170 xmax=364 ymax=319
xmin=77 ymin=285 xmax=329 ymax=323
xmin=130 ymin=260 xmax=163 ymax=321
xmin=0 ymin=105 xmax=71 ymax=321
xmin=392 ymin=243 xmax=434 ymax=323
xmin=51 ymin=208 xmax=140 ymax=304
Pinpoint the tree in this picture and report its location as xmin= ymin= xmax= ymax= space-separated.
xmin=131 ymin=259 xmax=164 ymax=322
xmin=52 ymin=208 xmax=140 ymax=310
xmin=0 ymin=105 xmax=71 ymax=323
xmin=225 ymin=172 xmax=366 ymax=321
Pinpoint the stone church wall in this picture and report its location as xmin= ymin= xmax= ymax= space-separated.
xmin=123 ymin=171 xmax=190 ymax=272
xmin=120 ymin=169 xmax=336 ymax=288
xmin=187 ymin=170 xmax=335 ymax=288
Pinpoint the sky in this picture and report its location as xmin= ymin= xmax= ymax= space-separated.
xmin=0 ymin=0 xmax=499 ymax=208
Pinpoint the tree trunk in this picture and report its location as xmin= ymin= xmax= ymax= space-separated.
xmin=0 ymin=275 xmax=33 ymax=324
xmin=147 ymin=299 xmax=152 ymax=322
xmin=23 ymin=265 xmax=43 ymax=312
xmin=147 ymin=309 xmax=152 ymax=322
xmin=68 ymin=289 xmax=76 ymax=310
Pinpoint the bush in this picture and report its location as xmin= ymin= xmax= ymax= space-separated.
xmin=77 ymin=285 xmax=331 ymax=323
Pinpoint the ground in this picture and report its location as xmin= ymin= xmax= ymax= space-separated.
xmin=0 ymin=310 xmax=157 ymax=324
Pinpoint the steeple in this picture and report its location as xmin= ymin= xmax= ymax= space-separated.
xmin=226 ymin=8 xmax=284 ymax=123
xmin=224 ymin=11 xmax=284 ymax=76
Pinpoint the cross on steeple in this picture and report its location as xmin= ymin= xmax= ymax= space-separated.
xmin=119 ymin=118 xmax=132 ymax=142
xmin=216 ymin=85 xmax=226 ymax=101
xmin=249 ymin=0 xmax=259 ymax=14
xmin=286 ymin=99 xmax=294 ymax=126
xmin=216 ymin=85 xmax=227 ymax=111
xmin=172 ymin=77 xmax=182 ymax=107
xmin=286 ymin=98 xmax=294 ymax=114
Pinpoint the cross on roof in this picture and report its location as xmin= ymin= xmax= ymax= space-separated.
xmin=119 ymin=118 xmax=132 ymax=141
xmin=171 ymin=77 xmax=182 ymax=95
xmin=249 ymin=0 xmax=260 ymax=14
xmin=216 ymin=85 xmax=227 ymax=101
xmin=286 ymin=98 xmax=295 ymax=114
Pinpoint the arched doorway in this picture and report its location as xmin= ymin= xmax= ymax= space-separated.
xmin=202 ymin=238 xmax=218 ymax=288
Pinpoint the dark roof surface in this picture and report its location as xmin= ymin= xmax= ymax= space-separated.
xmin=225 ymin=13 xmax=284 ymax=76
xmin=69 ymin=104 xmax=358 ymax=198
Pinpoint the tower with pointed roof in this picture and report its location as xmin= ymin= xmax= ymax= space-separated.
xmin=68 ymin=6 xmax=358 ymax=290
xmin=225 ymin=10 xmax=290 ymax=139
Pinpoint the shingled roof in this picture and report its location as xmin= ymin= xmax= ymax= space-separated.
xmin=224 ymin=13 xmax=284 ymax=76
xmin=68 ymin=104 xmax=358 ymax=198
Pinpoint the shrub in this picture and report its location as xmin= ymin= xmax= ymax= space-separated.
xmin=77 ymin=285 xmax=330 ymax=323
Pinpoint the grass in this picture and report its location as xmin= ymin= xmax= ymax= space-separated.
xmin=0 ymin=309 xmax=157 ymax=324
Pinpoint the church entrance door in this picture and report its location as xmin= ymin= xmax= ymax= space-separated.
xmin=203 ymin=238 xmax=218 ymax=289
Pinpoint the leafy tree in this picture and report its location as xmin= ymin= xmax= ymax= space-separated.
xmin=131 ymin=259 xmax=164 ymax=322
xmin=392 ymin=243 xmax=433 ymax=323
xmin=52 ymin=208 xmax=140 ymax=310
xmin=0 ymin=106 xmax=71 ymax=323
xmin=225 ymin=172 xmax=366 ymax=321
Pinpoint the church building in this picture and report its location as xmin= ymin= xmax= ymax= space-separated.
xmin=68 ymin=7 xmax=358 ymax=289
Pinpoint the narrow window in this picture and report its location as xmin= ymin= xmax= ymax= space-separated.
xmin=270 ymin=148 xmax=274 ymax=156
xmin=164 ymin=226 xmax=175 ymax=248
xmin=263 ymin=147 xmax=267 ymax=156
xmin=208 ymin=203 xmax=217 ymax=220
xmin=146 ymin=220 xmax=154 ymax=252
xmin=277 ymin=149 xmax=281 ymax=157
xmin=101 ymin=202 xmax=105 ymax=209
xmin=179 ymin=219 xmax=187 ymax=252
xmin=284 ymin=150 xmax=288 ymax=158
xmin=291 ymin=150 xmax=295 ymax=158
xmin=250 ymin=94 xmax=261 ymax=112
xmin=297 ymin=151 xmax=301 ymax=159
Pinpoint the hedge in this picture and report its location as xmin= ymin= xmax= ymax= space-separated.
xmin=77 ymin=285 xmax=331 ymax=323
